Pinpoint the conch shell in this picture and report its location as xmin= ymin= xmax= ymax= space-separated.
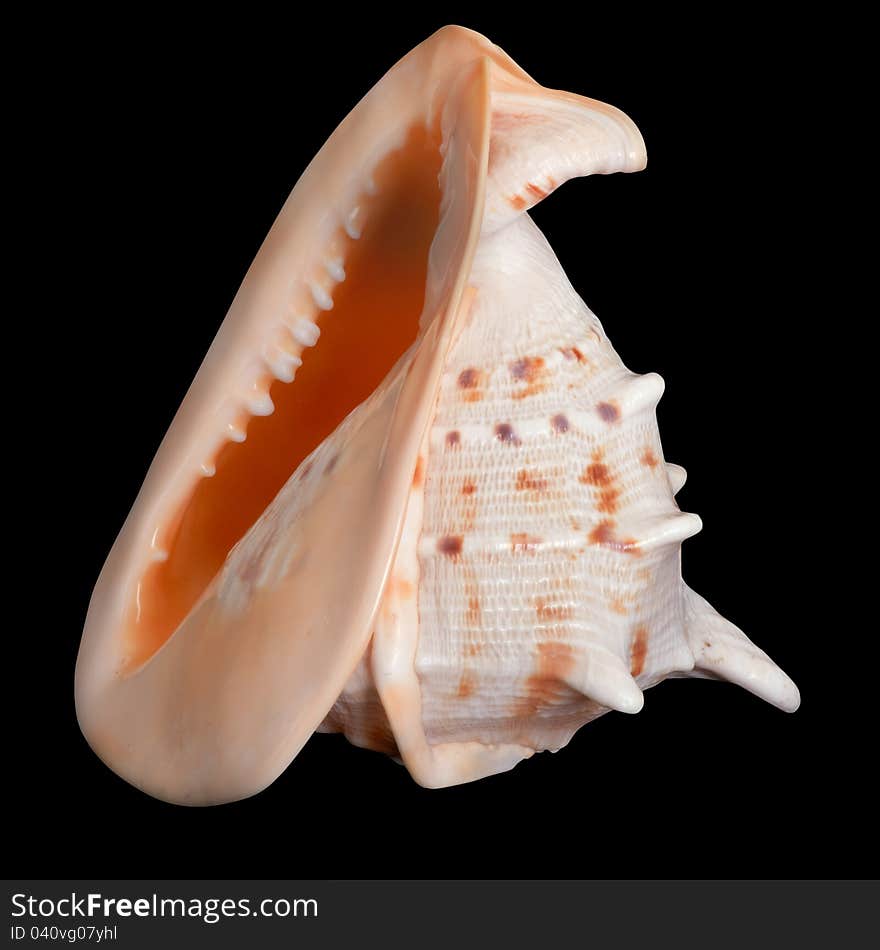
xmin=76 ymin=26 xmax=799 ymax=804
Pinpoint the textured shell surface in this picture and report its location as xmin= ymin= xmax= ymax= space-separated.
xmin=75 ymin=25 xmax=799 ymax=804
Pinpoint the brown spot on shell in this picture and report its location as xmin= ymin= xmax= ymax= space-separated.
xmin=535 ymin=597 xmax=575 ymax=622
xmin=551 ymin=413 xmax=570 ymax=434
xmin=610 ymin=597 xmax=629 ymax=616
xmin=467 ymin=595 xmax=481 ymax=626
xmin=389 ymin=577 xmax=414 ymax=601
xmin=580 ymin=461 xmax=612 ymax=487
xmin=510 ymin=356 xmax=546 ymax=399
xmin=511 ymin=356 xmax=543 ymax=382
xmin=509 ymin=194 xmax=527 ymax=210
xmin=597 ymin=401 xmax=620 ymax=423
xmin=536 ymin=642 xmax=574 ymax=670
xmin=464 ymin=642 xmax=484 ymax=658
xmin=525 ymin=181 xmax=549 ymax=201
xmin=515 ymin=469 xmax=549 ymax=492
xmin=580 ymin=453 xmax=622 ymax=514
xmin=458 ymin=475 xmax=479 ymax=532
xmin=437 ymin=535 xmax=463 ymax=558
xmin=597 ymin=488 xmax=621 ymax=514
xmin=412 ymin=455 xmax=425 ymax=488
xmin=325 ymin=454 xmax=339 ymax=474
xmin=560 ymin=346 xmax=586 ymax=363
xmin=588 ymin=519 xmax=640 ymax=556
xmin=630 ymin=625 xmax=649 ymax=676
xmin=457 ymin=669 xmax=476 ymax=699
xmin=301 ymin=461 xmax=313 ymax=479
xmin=511 ymin=532 xmax=542 ymax=553
xmin=513 ymin=642 xmax=577 ymax=718
xmin=445 ymin=430 xmax=461 ymax=448
xmin=641 ymin=448 xmax=659 ymax=468
xmin=457 ymin=367 xmax=483 ymax=402
xmin=495 ymin=423 xmax=521 ymax=445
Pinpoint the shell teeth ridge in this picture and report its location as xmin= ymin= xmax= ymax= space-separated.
xmin=263 ymin=341 xmax=303 ymax=383
xmin=309 ymin=280 xmax=334 ymax=311
xmin=247 ymin=391 xmax=275 ymax=416
xmin=226 ymin=421 xmax=247 ymax=443
xmin=324 ymin=258 xmax=346 ymax=282
xmin=344 ymin=206 xmax=363 ymax=239
xmin=290 ymin=316 xmax=321 ymax=347
xmin=208 ymin=176 xmax=381 ymax=479
xmin=148 ymin=528 xmax=170 ymax=561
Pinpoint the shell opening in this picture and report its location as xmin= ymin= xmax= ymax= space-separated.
xmin=123 ymin=123 xmax=443 ymax=671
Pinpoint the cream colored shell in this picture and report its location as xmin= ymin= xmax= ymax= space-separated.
xmin=76 ymin=26 xmax=799 ymax=804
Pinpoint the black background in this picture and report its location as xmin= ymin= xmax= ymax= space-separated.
xmin=13 ymin=9 xmax=865 ymax=878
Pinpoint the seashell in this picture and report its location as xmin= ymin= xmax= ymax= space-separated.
xmin=76 ymin=25 xmax=799 ymax=805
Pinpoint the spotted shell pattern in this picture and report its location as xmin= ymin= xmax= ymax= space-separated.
xmin=319 ymin=211 xmax=793 ymax=782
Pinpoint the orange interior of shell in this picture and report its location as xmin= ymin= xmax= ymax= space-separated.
xmin=125 ymin=125 xmax=442 ymax=670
